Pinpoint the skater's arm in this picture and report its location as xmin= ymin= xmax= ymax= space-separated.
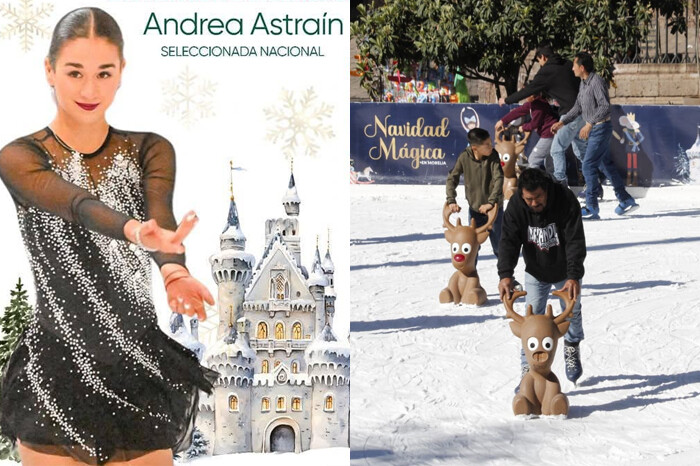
xmin=497 ymin=203 xmax=522 ymax=281
xmin=0 ymin=140 xmax=132 ymax=239
xmin=505 ymin=72 xmax=548 ymax=105
xmin=487 ymin=152 xmax=504 ymax=206
xmin=140 ymin=134 xmax=187 ymax=268
xmin=587 ymin=75 xmax=610 ymax=125
xmin=446 ymin=153 xmax=464 ymax=205
xmin=499 ymin=103 xmax=530 ymax=126
xmin=563 ymin=197 xmax=586 ymax=281
xmin=558 ymin=96 xmax=582 ymax=126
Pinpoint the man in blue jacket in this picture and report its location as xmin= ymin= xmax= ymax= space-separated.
xmin=497 ymin=168 xmax=586 ymax=386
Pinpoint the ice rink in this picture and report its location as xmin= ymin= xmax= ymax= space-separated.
xmin=350 ymin=183 xmax=700 ymax=465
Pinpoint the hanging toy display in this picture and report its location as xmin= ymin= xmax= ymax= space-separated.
xmin=439 ymin=202 xmax=497 ymax=306
xmin=502 ymin=290 xmax=575 ymax=417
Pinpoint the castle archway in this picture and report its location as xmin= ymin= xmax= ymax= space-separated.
xmin=262 ymin=417 xmax=302 ymax=453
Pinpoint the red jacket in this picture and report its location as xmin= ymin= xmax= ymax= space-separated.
xmin=500 ymin=97 xmax=558 ymax=139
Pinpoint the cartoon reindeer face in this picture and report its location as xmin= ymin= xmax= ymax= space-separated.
xmin=503 ymin=290 xmax=575 ymax=374
xmin=495 ymin=129 xmax=528 ymax=178
xmin=443 ymin=203 xmax=497 ymax=275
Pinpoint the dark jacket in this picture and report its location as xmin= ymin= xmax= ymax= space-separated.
xmin=504 ymin=55 xmax=580 ymax=116
xmin=500 ymin=96 xmax=558 ymax=139
xmin=497 ymin=182 xmax=586 ymax=283
xmin=446 ymin=147 xmax=504 ymax=207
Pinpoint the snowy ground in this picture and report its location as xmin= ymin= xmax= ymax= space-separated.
xmin=350 ymin=183 xmax=700 ymax=465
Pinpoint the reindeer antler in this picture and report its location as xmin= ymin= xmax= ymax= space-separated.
xmin=503 ymin=290 xmax=527 ymax=324
xmin=551 ymin=290 xmax=575 ymax=324
xmin=475 ymin=202 xmax=499 ymax=235
xmin=517 ymin=131 xmax=531 ymax=151
xmin=495 ymin=127 xmax=506 ymax=143
xmin=443 ymin=202 xmax=463 ymax=230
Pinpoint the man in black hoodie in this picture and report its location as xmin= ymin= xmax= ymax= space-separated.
xmin=497 ymin=168 xmax=586 ymax=385
xmin=499 ymin=45 xmax=587 ymax=186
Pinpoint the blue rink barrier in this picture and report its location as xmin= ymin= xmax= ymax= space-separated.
xmin=350 ymin=103 xmax=700 ymax=185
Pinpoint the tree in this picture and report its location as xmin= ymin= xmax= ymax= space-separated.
xmin=0 ymin=278 xmax=33 ymax=462
xmin=352 ymin=0 xmax=686 ymax=100
xmin=184 ymin=427 xmax=209 ymax=460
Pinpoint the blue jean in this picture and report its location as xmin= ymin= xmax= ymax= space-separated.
xmin=551 ymin=115 xmax=587 ymax=184
xmin=467 ymin=205 xmax=503 ymax=265
xmin=551 ymin=115 xmax=586 ymax=186
xmin=519 ymin=271 xmax=584 ymax=367
xmin=582 ymin=121 xmax=632 ymax=210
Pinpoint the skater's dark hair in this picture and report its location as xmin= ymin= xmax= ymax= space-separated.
xmin=48 ymin=7 xmax=124 ymax=67
xmin=467 ymin=128 xmax=491 ymax=146
xmin=574 ymin=52 xmax=595 ymax=73
xmin=519 ymin=168 xmax=553 ymax=192
xmin=535 ymin=45 xmax=555 ymax=60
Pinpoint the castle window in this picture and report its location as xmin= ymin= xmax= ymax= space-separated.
xmin=261 ymin=360 xmax=269 ymax=374
xmin=257 ymin=322 xmax=268 ymax=339
xmin=274 ymin=360 xmax=281 ymax=368
xmin=292 ymin=397 xmax=302 ymax=411
xmin=292 ymin=323 xmax=302 ymax=340
xmin=291 ymin=361 xmax=299 ymax=374
xmin=228 ymin=395 xmax=239 ymax=412
xmin=261 ymin=397 xmax=270 ymax=412
xmin=276 ymin=396 xmax=286 ymax=412
xmin=324 ymin=395 xmax=334 ymax=412
xmin=272 ymin=273 xmax=287 ymax=300
xmin=275 ymin=322 xmax=285 ymax=340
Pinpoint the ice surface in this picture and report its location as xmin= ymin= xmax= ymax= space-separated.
xmin=350 ymin=184 xmax=700 ymax=465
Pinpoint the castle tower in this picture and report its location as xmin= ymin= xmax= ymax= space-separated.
xmin=210 ymin=166 xmax=255 ymax=339
xmin=306 ymin=324 xmax=350 ymax=449
xmin=322 ymin=232 xmax=335 ymax=287
xmin=308 ymin=262 xmax=329 ymax=334
xmin=265 ymin=166 xmax=302 ymax=267
xmin=311 ymin=236 xmax=322 ymax=273
xmin=283 ymin=159 xmax=300 ymax=216
xmin=207 ymin=318 xmax=256 ymax=454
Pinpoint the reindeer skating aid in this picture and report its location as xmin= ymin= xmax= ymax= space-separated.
xmin=439 ymin=202 xmax=497 ymax=306
xmin=503 ymin=290 xmax=575 ymax=417
xmin=495 ymin=128 xmax=529 ymax=201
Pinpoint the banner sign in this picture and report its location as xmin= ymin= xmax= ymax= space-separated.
xmin=350 ymin=103 xmax=700 ymax=185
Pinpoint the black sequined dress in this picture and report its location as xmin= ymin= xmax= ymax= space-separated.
xmin=0 ymin=127 xmax=216 ymax=465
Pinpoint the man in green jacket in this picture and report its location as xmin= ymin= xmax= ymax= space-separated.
xmin=446 ymin=127 xmax=504 ymax=262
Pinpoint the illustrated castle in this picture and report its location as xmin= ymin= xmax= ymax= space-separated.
xmin=187 ymin=168 xmax=350 ymax=454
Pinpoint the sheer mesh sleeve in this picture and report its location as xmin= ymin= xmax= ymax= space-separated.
xmin=140 ymin=134 xmax=186 ymax=269
xmin=0 ymin=140 xmax=131 ymax=240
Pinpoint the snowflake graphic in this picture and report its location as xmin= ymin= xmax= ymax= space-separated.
xmin=264 ymin=88 xmax=334 ymax=159
xmin=162 ymin=66 xmax=217 ymax=127
xmin=0 ymin=0 xmax=53 ymax=52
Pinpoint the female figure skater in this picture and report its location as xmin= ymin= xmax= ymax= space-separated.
xmin=0 ymin=7 xmax=216 ymax=465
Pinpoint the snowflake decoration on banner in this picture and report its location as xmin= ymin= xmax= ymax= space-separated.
xmin=263 ymin=88 xmax=334 ymax=159
xmin=0 ymin=0 xmax=53 ymax=52
xmin=161 ymin=66 xmax=217 ymax=127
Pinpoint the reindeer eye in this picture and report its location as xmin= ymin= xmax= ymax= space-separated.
xmin=542 ymin=337 xmax=554 ymax=351
xmin=502 ymin=153 xmax=511 ymax=162
xmin=527 ymin=337 xmax=538 ymax=351
xmin=461 ymin=244 xmax=472 ymax=254
xmin=451 ymin=243 xmax=459 ymax=254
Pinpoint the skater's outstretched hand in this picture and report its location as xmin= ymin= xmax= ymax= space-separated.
xmin=558 ymin=279 xmax=580 ymax=301
xmin=163 ymin=264 xmax=215 ymax=321
xmin=124 ymin=211 xmax=198 ymax=253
